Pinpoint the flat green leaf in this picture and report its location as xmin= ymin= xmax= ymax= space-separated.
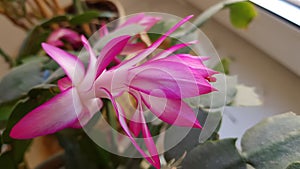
xmin=56 ymin=130 xmax=113 ymax=169
xmin=287 ymin=162 xmax=300 ymax=169
xmin=18 ymin=27 xmax=50 ymax=60
xmin=0 ymin=58 xmax=47 ymax=104
xmin=0 ymin=152 xmax=16 ymax=169
xmin=186 ymin=74 xmax=237 ymax=109
xmin=69 ymin=11 xmax=100 ymax=25
xmin=0 ymin=99 xmax=20 ymax=121
xmin=0 ymin=140 xmax=31 ymax=169
xmin=182 ymin=138 xmax=247 ymax=169
xmin=214 ymin=58 xmax=231 ymax=75
xmin=2 ymin=85 xmax=59 ymax=143
xmin=228 ymin=1 xmax=257 ymax=29
xmin=241 ymin=112 xmax=300 ymax=169
xmin=40 ymin=15 xmax=69 ymax=28
xmin=0 ymin=48 xmax=14 ymax=67
xmin=164 ymin=109 xmax=221 ymax=161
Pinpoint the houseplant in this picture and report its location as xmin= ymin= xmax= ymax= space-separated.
xmin=0 ymin=0 xmax=299 ymax=169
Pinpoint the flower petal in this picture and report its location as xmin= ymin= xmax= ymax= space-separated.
xmin=129 ymin=110 xmax=143 ymax=137
xmin=118 ymin=15 xmax=193 ymax=68
xmin=150 ymin=41 xmax=198 ymax=60
xmin=120 ymin=13 xmax=161 ymax=31
xmin=42 ymin=43 xmax=85 ymax=85
xmin=79 ymin=36 xmax=98 ymax=91
xmin=10 ymin=88 xmax=83 ymax=139
xmin=99 ymin=22 xmax=109 ymax=38
xmin=70 ymin=98 xmax=103 ymax=128
xmin=100 ymin=88 xmax=161 ymax=168
xmin=128 ymin=60 xmax=215 ymax=99
xmin=96 ymin=35 xmax=131 ymax=77
xmin=47 ymin=28 xmax=81 ymax=48
xmin=121 ymin=42 xmax=147 ymax=55
xmin=162 ymin=54 xmax=218 ymax=77
xmin=141 ymin=93 xmax=201 ymax=128
xmin=135 ymin=93 xmax=160 ymax=167
xmin=57 ymin=77 xmax=72 ymax=91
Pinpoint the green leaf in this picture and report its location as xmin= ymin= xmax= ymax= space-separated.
xmin=0 ymin=140 xmax=32 ymax=169
xmin=148 ymin=21 xmax=178 ymax=42
xmin=39 ymin=15 xmax=69 ymax=28
xmin=56 ymin=130 xmax=113 ymax=169
xmin=214 ymin=58 xmax=231 ymax=74
xmin=0 ymin=99 xmax=20 ymax=121
xmin=164 ymin=109 xmax=221 ymax=161
xmin=18 ymin=26 xmax=50 ymax=60
xmin=0 ymin=153 xmax=16 ymax=169
xmin=241 ymin=112 xmax=300 ymax=169
xmin=228 ymin=1 xmax=257 ymax=29
xmin=182 ymin=138 xmax=247 ymax=169
xmin=186 ymin=74 xmax=237 ymax=109
xmin=2 ymin=85 xmax=59 ymax=143
xmin=184 ymin=0 xmax=256 ymax=36
xmin=286 ymin=162 xmax=300 ymax=169
xmin=0 ymin=48 xmax=14 ymax=67
xmin=0 ymin=58 xmax=48 ymax=104
xmin=69 ymin=11 xmax=101 ymax=25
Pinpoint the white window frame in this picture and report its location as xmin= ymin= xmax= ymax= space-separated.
xmin=184 ymin=0 xmax=300 ymax=77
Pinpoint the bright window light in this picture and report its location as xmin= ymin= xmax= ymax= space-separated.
xmin=250 ymin=0 xmax=300 ymax=27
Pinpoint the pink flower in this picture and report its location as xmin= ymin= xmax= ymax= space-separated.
xmin=94 ymin=15 xmax=216 ymax=168
xmin=46 ymin=28 xmax=82 ymax=49
xmin=10 ymin=15 xmax=216 ymax=169
xmin=119 ymin=13 xmax=161 ymax=31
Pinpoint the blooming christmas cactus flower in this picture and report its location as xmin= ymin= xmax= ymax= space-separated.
xmin=46 ymin=28 xmax=82 ymax=49
xmin=94 ymin=15 xmax=216 ymax=168
xmin=10 ymin=15 xmax=216 ymax=169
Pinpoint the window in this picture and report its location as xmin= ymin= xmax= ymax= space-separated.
xmin=250 ymin=0 xmax=300 ymax=27
xmin=286 ymin=0 xmax=300 ymax=7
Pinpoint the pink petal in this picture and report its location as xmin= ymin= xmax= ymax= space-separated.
xmin=70 ymin=98 xmax=103 ymax=128
xmin=136 ymin=94 xmax=160 ymax=167
xmin=162 ymin=54 xmax=218 ymax=77
xmin=120 ymin=13 xmax=161 ymax=31
xmin=99 ymin=22 xmax=109 ymax=38
xmin=100 ymin=88 xmax=161 ymax=168
xmin=47 ymin=40 xmax=64 ymax=47
xmin=10 ymin=88 xmax=83 ymax=139
xmin=57 ymin=77 xmax=72 ymax=91
xmin=150 ymin=41 xmax=198 ymax=61
xmin=42 ymin=43 xmax=85 ymax=85
xmin=128 ymin=60 xmax=215 ymax=99
xmin=119 ymin=13 xmax=145 ymax=27
xmin=118 ymin=15 xmax=193 ymax=68
xmin=129 ymin=110 xmax=143 ymax=137
xmin=96 ymin=35 xmax=131 ymax=77
xmin=47 ymin=28 xmax=81 ymax=48
xmin=121 ymin=42 xmax=147 ymax=55
xmin=79 ymin=36 xmax=98 ymax=91
xmin=141 ymin=93 xmax=201 ymax=128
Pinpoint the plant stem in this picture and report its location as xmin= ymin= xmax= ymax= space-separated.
xmin=178 ymin=0 xmax=247 ymax=38
xmin=0 ymin=48 xmax=15 ymax=68
xmin=34 ymin=0 xmax=51 ymax=18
